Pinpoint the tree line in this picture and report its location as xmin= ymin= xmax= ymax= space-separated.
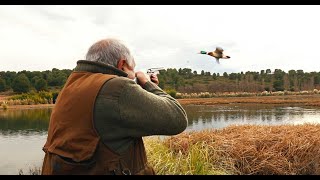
xmin=1 ymin=68 xmax=320 ymax=94
xmin=157 ymin=68 xmax=320 ymax=93
xmin=0 ymin=68 xmax=72 ymax=93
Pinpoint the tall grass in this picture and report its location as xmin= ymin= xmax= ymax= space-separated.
xmin=144 ymin=137 xmax=230 ymax=175
xmin=175 ymin=89 xmax=320 ymax=99
xmin=18 ymin=166 xmax=41 ymax=175
xmin=6 ymin=91 xmax=55 ymax=105
xmin=1 ymin=102 xmax=8 ymax=110
xmin=22 ymin=124 xmax=320 ymax=175
xmin=162 ymin=124 xmax=320 ymax=175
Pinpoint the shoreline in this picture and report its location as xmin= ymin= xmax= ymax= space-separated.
xmin=1 ymin=94 xmax=320 ymax=110
xmin=1 ymin=104 xmax=55 ymax=110
xmin=177 ymin=94 xmax=320 ymax=106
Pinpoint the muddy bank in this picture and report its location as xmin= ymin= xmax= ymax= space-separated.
xmin=177 ymin=94 xmax=320 ymax=106
xmin=1 ymin=104 xmax=55 ymax=110
xmin=2 ymin=94 xmax=320 ymax=110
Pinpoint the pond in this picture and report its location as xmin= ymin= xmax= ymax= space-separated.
xmin=0 ymin=104 xmax=320 ymax=174
xmin=184 ymin=104 xmax=320 ymax=131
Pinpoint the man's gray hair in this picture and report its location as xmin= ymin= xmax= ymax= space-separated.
xmin=85 ymin=38 xmax=135 ymax=69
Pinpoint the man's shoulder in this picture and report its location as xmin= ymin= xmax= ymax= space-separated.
xmin=106 ymin=76 xmax=134 ymax=86
xmin=100 ymin=76 xmax=135 ymax=93
xmin=108 ymin=76 xmax=130 ymax=81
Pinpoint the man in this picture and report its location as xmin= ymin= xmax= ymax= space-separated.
xmin=41 ymin=38 xmax=188 ymax=175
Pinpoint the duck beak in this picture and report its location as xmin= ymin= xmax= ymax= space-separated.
xmin=226 ymin=56 xmax=230 ymax=58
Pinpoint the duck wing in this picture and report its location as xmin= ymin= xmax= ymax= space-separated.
xmin=215 ymin=47 xmax=224 ymax=55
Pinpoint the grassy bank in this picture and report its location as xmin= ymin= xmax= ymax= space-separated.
xmin=3 ymin=94 xmax=320 ymax=110
xmin=21 ymin=124 xmax=320 ymax=175
xmin=0 ymin=91 xmax=58 ymax=110
xmin=2 ymin=91 xmax=320 ymax=110
xmin=175 ymin=89 xmax=320 ymax=99
xmin=177 ymin=94 xmax=320 ymax=107
xmin=145 ymin=124 xmax=320 ymax=175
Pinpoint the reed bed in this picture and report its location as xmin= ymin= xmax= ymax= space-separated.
xmin=144 ymin=137 xmax=230 ymax=175
xmin=178 ymin=94 xmax=320 ymax=106
xmin=159 ymin=124 xmax=320 ymax=175
xmin=18 ymin=166 xmax=41 ymax=175
xmin=176 ymin=89 xmax=320 ymax=99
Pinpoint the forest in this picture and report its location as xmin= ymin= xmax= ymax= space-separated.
xmin=1 ymin=68 xmax=320 ymax=94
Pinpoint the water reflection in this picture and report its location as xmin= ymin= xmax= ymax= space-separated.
xmin=0 ymin=108 xmax=51 ymax=135
xmin=183 ymin=104 xmax=320 ymax=131
xmin=0 ymin=108 xmax=51 ymax=175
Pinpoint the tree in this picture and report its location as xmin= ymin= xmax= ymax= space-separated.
xmin=273 ymin=80 xmax=284 ymax=91
xmin=205 ymin=71 xmax=211 ymax=76
xmin=31 ymin=76 xmax=40 ymax=86
xmin=283 ymin=74 xmax=290 ymax=91
xmin=229 ymin=73 xmax=237 ymax=80
xmin=2 ymin=71 xmax=17 ymax=88
xmin=274 ymin=69 xmax=285 ymax=80
xmin=12 ymin=74 xmax=31 ymax=93
xmin=35 ymin=78 xmax=48 ymax=91
xmin=0 ymin=77 xmax=6 ymax=92
xmin=201 ymin=70 xmax=205 ymax=76
xmin=193 ymin=71 xmax=197 ymax=75
xmin=223 ymin=72 xmax=228 ymax=78
xmin=48 ymin=72 xmax=67 ymax=87
xmin=212 ymin=73 xmax=217 ymax=80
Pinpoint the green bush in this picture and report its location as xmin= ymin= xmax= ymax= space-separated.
xmin=0 ymin=77 xmax=6 ymax=92
xmin=12 ymin=74 xmax=31 ymax=93
xmin=9 ymin=91 xmax=54 ymax=104
xmin=34 ymin=78 xmax=48 ymax=91
xmin=165 ymin=89 xmax=177 ymax=98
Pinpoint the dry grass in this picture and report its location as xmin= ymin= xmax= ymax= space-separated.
xmin=176 ymin=90 xmax=320 ymax=99
xmin=18 ymin=166 xmax=41 ymax=175
xmin=23 ymin=124 xmax=320 ymax=175
xmin=178 ymin=94 xmax=320 ymax=106
xmin=2 ymin=94 xmax=320 ymax=110
xmin=163 ymin=124 xmax=320 ymax=175
xmin=144 ymin=137 xmax=230 ymax=175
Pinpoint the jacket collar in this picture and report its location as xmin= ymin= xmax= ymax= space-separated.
xmin=74 ymin=60 xmax=128 ymax=77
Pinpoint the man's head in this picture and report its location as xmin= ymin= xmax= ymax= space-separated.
xmin=85 ymin=38 xmax=136 ymax=79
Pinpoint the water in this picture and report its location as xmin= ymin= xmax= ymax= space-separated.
xmin=1 ymin=104 xmax=320 ymax=174
xmin=0 ymin=108 xmax=50 ymax=175
xmin=184 ymin=104 xmax=320 ymax=131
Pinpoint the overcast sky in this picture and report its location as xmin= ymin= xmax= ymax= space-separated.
xmin=1 ymin=5 xmax=320 ymax=74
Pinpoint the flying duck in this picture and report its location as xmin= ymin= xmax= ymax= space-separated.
xmin=199 ymin=47 xmax=230 ymax=64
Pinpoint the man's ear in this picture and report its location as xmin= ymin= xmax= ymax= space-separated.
xmin=117 ymin=59 xmax=126 ymax=70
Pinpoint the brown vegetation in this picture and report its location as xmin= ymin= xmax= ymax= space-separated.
xmin=164 ymin=124 xmax=320 ymax=175
xmin=2 ymin=94 xmax=320 ymax=110
xmin=177 ymin=94 xmax=320 ymax=106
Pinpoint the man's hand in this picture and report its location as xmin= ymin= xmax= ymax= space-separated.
xmin=135 ymin=71 xmax=159 ymax=87
xmin=135 ymin=71 xmax=150 ymax=87
xmin=150 ymin=74 xmax=159 ymax=85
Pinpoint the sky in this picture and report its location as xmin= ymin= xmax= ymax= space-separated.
xmin=0 ymin=5 xmax=320 ymax=74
